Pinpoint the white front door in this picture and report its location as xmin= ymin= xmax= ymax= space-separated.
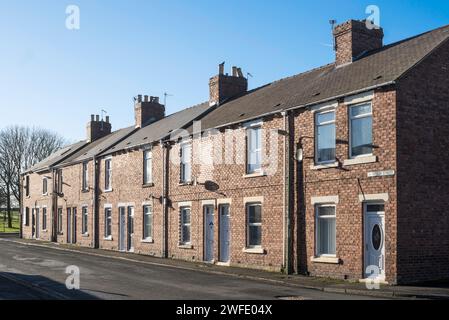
xmin=364 ymin=203 xmax=386 ymax=280
xmin=219 ymin=204 xmax=230 ymax=263
xmin=204 ymin=205 xmax=214 ymax=262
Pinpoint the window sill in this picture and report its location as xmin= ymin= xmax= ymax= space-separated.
xmin=103 ymin=236 xmax=113 ymax=241
xmin=42 ymin=229 xmax=48 ymax=233
xmin=343 ymin=155 xmax=377 ymax=167
xmin=82 ymin=233 xmax=89 ymax=238
xmin=311 ymin=256 xmax=340 ymax=264
xmin=142 ymin=183 xmax=155 ymax=188
xmin=178 ymin=181 xmax=193 ymax=186
xmin=42 ymin=193 xmax=48 ymax=196
xmin=103 ymin=189 xmax=113 ymax=193
xmin=178 ymin=244 xmax=193 ymax=249
xmin=81 ymin=189 xmax=90 ymax=193
xmin=310 ymin=162 xmax=339 ymax=170
xmin=242 ymin=247 xmax=266 ymax=254
xmin=141 ymin=238 xmax=154 ymax=244
xmin=243 ymin=171 xmax=266 ymax=179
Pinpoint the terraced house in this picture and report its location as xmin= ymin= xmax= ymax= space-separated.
xmin=21 ymin=20 xmax=449 ymax=284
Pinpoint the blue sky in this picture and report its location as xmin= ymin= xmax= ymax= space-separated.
xmin=0 ymin=0 xmax=448 ymax=142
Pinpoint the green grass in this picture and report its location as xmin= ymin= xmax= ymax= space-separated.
xmin=0 ymin=211 xmax=20 ymax=233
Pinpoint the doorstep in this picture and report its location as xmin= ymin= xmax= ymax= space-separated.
xmin=8 ymin=238 xmax=449 ymax=300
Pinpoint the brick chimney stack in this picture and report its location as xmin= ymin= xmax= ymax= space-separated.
xmin=134 ymin=95 xmax=165 ymax=128
xmin=86 ymin=114 xmax=112 ymax=142
xmin=209 ymin=63 xmax=248 ymax=106
xmin=333 ymin=19 xmax=384 ymax=66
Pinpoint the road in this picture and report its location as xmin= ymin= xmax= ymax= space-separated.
xmin=0 ymin=237 xmax=380 ymax=300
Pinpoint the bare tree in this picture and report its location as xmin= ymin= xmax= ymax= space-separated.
xmin=0 ymin=126 xmax=66 ymax=228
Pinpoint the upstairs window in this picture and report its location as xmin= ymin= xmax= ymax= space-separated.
xmin=350 ymin=103 xmax=373 ymax=158
xmin=56 ymin=170 xmax=63 ymax=194
xmin=57 ymin=208 xmax=63 ymax=233
xmin=247 ymin=126 xmax=262 ymax=174
xmin=180 ymin=143 xmax=191 ymax=183
xmin=143 ymin=150 xmax=153 ymax=185
xmin=82 ymin=162 xmax=89 ymax=191
xmin=315 ymin=110 xmax=336 ymax=164
xmin=25 ymin=176 xmax=30 ymax=197
xmin=42 ymin=178 xmax=48 ymax=195
xmin=105 ymin=159 xmax=112 ymax=191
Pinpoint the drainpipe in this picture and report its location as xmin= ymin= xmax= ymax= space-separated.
xmin=51 ymin=168 xmax=57 ymax=242
xmin=19 ymin=174 xmax=23 ymax=239
xmin=161 ymin=140 xmax=170 ymax=258
xmin=282 ymin=111 xmax=292 ymax=274
xmin=93 ymin=156 xmax=99 ymax=249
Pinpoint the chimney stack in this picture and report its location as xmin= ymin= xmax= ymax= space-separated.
xmin=86 ymin=114 xmax=112 ymax=142
xmin=134 ymin=94 xmax=165 ymax=128
xmin=209 ymin=62 xmax=248 ymax=106
xmin=333 ymin=19 xmax=384 ymax=66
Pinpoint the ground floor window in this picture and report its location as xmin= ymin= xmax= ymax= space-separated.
xmin=143 ymin=205 xmax=153 ymax=240
xmin=24 ymin=207 xmax=29 ymax=226
xmin=42 ymin=208 xmax=47 ymax=230
xmin=57 ymin=208 xmax=63 ymax=233
xmin=82 ymin=207 xmax=88 ymax=235
xmin=246 ymin=203 xmax=262 ymax=248
xmin=105 ymin=208 xmax=112 ymax=238
xmin=180 ymin=207 xmax=191 ymax=245
xmin=316 ymin=205 xmax=336 ymax=256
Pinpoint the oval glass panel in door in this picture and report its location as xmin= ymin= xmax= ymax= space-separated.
xmin=372 ymin=224 xmax=382 ymax=251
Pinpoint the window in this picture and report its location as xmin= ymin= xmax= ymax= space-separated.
xmin=180 ymin=207 xmax=191 ymax=244
xmin=143 ymin=205 xmax=153 ymax=240
xmin=143 ymin=150 xmax=152 ymax=185
xmin=42 ymin=178 xmax=48 ymax=195
xmin=82 ymin=162 xmax=89 ymax=191
xmin=104 ymin=208 xmax=112 ymax=238
xmin=315 ymin=110 xmax=336 ymax=163
xmin=42 ymin=208 xmax=47 ymax=230
xmin=57 ymin=208 xmax=63 ymax=233
xmin=25 ymin=176 xmax=30 ymax=197
xmin=246 ymin=203 xmax=262 ymax=247
xmin=350 ymin=103 xmax=373 ymax=158
xmin=180 ymin=143 xmax=191 ymax=183
xmin=24 ymin=207 xmax=30 ymax=226
xmin=316 ymin=205 xmax=336 ymax=256
xmin=105 ymin=159 xmax=112 ymax=191
xmin=82 ymin=207 xmax=88 ymax=234
xmin=247 ymin=126 xmax=262 ymax=174
xmin=56 ymin=170 xmax=63 ymax=194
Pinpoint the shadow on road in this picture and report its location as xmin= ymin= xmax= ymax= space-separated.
xmin=0 ymin=272 xmax=99 ymax=300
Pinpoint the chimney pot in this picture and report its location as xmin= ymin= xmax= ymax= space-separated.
xmin=95 ymin=115 xmax=100 ymax=121
xmin=91 ymin=114 xmax=95 ymax=121
xmin=106 ymin=116 xmax=110 ymax=123
xmin=219 ymin=62 xmax=225 ymax=75
xmin=232 ymin=66 xmax=238 ymax=77
xmin=144 ymin=95 xmax=149 ymax=102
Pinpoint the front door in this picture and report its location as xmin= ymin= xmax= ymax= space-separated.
xmin=127 ymin=207 xmax=134 ymax=252
xmin=219 ymin=204 xmax=230 ymax=263
xmin=119 ymin=207 xmax=126 ymax=252
xmin=35 ymin=209 xmax=40 ymax=239
xmin=204 ymin=205 xmax=214 ymax=262
xmin=67 ymin=208 xmax=72 ymax=243
xmin=31 ymin=209 xmax=36 ymax=238
xmin=72 ymin=208 xmax=77 ymax=244
xmin=364 ymin=203 xmax=386 ymax=281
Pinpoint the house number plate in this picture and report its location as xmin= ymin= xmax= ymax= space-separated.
xmin=367 ymin=170 xmax=395 ymax=178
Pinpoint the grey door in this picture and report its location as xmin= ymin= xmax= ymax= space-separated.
xmin=204 ymin=205 xmax=214 ymax=262
xmin=127 ymin=207 xmax=134 ymax=252
xmin=67 ymin=208 xmax=72 ymax=243
xmin=364 ymin=203 xmax=386 ymax=281
xmin=35 ymin=208 xmax=40 ymax=239
xmin=119 ymin=207 xmax=126 ymax=252
xmin=31 ymin=209 xmax=35 ymax=238
xmin=219 ymin=204 xmax=230 ymax=263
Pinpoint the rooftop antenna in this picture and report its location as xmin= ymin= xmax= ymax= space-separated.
xmin=246 ymin=72 xmax=253 ymax=87
xmin=164 ymin=92 xmax=173 ymax=109
xmin=329 ymin=19 xmax=337 ymax=51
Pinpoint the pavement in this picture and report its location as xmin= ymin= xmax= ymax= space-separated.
xmin=0 ymin=235 xmax=448 ymax=300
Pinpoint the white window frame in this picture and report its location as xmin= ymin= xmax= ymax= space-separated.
xmin=82 ymin=162 xmax=89 ymax=191
xmin=314 ymin=109 xmax=336 ymax=165
xmin=180 ymin=206 xmax=191 ymax=245
xmin=42 ymin=177 xmax=48 ymax=196
xmin=246 ymin=202 xmax=262 ymax=248
xmin=349 ymin=102 xmax=373 ymax=159
xmin=143 ymin=205 xmax=153 ymax=241
xmin=143 ymin=149 xmax=153 ymax=185
xmin=57 ymin=208 xmax=63 ymax=233
xmin=104 ymin=207 xmax=112 ymax=239
xmin=82 ymin=206 xmax=88 ymax=235
xmin=104 ymin=158 xmax=112 ymax=191
xmin=42 ymin=207 xmax=47 ymax=231
xmin=246 ymin=124 xmax=262 ymax=174
xmin=315 ymin=204 xmax=337 ymax=258
xmin=180 ymin=143 xmax=192 ymax=184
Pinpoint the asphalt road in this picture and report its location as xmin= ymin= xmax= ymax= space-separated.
xmin=0 ymin=238 xmax=380 ymax=300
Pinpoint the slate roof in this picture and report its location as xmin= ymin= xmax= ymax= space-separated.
xmin=23 ymin=140 xmax=88 ymax=174
xmin=100 ymin=102 xmax=212 ymax=155
xmin=56 ymin=126 xmax=136 ymax=167
xmin=189 ymin=24 xmax=449 ymax=131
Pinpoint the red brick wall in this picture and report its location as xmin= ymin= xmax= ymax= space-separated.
xmin=395 ymin=39 xmax=449 ymax=284
xmin=292 ymin=87 xmax=398 ymax=283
